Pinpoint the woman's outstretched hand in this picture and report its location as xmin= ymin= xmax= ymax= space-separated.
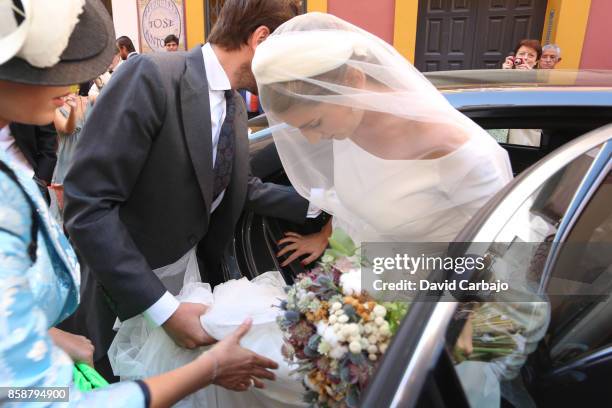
xmin=203 ymin=318 xmax=279 ymax=391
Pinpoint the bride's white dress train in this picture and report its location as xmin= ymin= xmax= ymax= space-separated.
xmin=108 ymin=249 xmax=305 ymax=408
xmin=109 ymin=136 xmax=515 ymax=407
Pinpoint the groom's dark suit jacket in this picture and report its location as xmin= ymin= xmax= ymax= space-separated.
xmin=62 ymin=47 xmax=308 ymax=359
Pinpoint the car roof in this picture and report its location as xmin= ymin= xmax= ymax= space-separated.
xmin=424 ymin=69 xmax=612 ymax=90
xmin=248 ymin=69 xmax=612 ymax=129
xmin=424 ymin=70 xmax=612 ymax=110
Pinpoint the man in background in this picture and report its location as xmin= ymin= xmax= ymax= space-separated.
xmin=89 ymin=47 xmax=122 ymax=101
xmin=164 ymin=34 xmax=180 ymax=52
xmin=116 ymin=36 xmax=138 ymax=60
xmin=539 ymin=44 xmax=562 ymax=69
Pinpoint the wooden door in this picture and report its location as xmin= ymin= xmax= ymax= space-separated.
xmin=471 ymin=0 xmax=548 ymax=69
xmin=414 ymin=0 xmax=478 ymax=72
xmin=415 ymin=0 xmax=547 ymax=72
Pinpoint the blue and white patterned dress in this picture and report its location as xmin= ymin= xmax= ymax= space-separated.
xmin=0 ymin=150 xmax=146 ymax=407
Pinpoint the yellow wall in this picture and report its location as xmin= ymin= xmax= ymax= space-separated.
xmin=542 ymin=0 xmax=591 ymax=69
xmin=393 ymin=0 xmax=419 ymax=62
xmin=185 ymin=0 xmax=590 ymax=69
xmin=307 ymin=0 xmax=327 ymax=13
xmin=186 ymin=0 xmax=328 ymax=46
xmin=185 ymin=0 xmax=205 ymax=48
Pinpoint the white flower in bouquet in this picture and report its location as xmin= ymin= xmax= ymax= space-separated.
xmin=349 ymin=340 xmax=362 ymax=354
xmin=373 ymin=304 xmax=387 ymax=318
xmin=318 ymin=322 xmax=340 ymax=347
xmin=340 ymin=268 xmax=362 ymax=296
xmin=329 ymin=345 xmax=348 ymax=360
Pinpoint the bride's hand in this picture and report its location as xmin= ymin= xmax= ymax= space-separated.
xmin=277 ymin=231 xmax=328 ymax=266
xmin=204 ymin=318 xmax=278 ymax=391
xmin=277 ymin=219 xmax=333 ymax=267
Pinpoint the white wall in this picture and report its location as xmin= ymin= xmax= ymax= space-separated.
xmin=111 ymin=0 xmax=140 ymax=52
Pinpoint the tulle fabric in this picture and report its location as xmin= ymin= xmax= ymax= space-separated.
xmin=108 ymin=249 xmax=305 ymax=408
xmin=252 ymin=12 xmax=513 ymax=243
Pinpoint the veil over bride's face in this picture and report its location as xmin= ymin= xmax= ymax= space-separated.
xmin=252 ymin=12 xmax=512 ymax=240
xmin=278 ymin=100 xmax=363 ymax=144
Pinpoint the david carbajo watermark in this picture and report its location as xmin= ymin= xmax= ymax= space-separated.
xmin=360 ymin=241 xmax=611 ymax=303
xmin=369 ymin=251 xmax=508 ymax=296
xmin=372 ymin=278 xmax=509 ymax=293
xmin=361 ymin=242 xmax=523 ymax=302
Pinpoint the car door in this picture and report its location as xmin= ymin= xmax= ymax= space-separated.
xmin=222 ymin=129 xmax=328 ymax=283
xmin=361 ymin=124 xmax=612 ymax=407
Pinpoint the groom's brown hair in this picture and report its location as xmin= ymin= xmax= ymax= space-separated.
xmin=208 ymin=0 xmax=301 ymax=50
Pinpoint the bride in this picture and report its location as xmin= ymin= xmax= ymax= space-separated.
xmin=109 ymin=12 xmax=546 ymax=407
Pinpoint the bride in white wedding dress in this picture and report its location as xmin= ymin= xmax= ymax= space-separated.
xmin=109 ymin=13 xmax=546 ymax=408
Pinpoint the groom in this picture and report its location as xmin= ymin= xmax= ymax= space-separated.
xmin=63 ymin=0 xmax=306 ymax=376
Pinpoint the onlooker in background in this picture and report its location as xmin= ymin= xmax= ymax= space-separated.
xmin=51 ymin=84 xmax=92 ymax=223
xmin=164 ymin=34 xmax=180 ymax=51
xmin=539 ymin=44 xmax=562 ymax=69
xmin=89 ymin=47 xmax=122 ymax=102
xmin=116 ymin=35 xmax=138 ymax=60
xmin=1 ymin=123 xmax=57 ymax=203
xmin=500 ymin=40 xmax=543 ymax=146
xmin=502 ymin=39 xmax=542 ymax=70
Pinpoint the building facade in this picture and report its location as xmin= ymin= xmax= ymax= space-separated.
xmin=109 ymin=0 xmax=612 ymax=70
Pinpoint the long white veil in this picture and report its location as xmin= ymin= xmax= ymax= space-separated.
xmin=252 ymin=12 xmax=512 ymax=243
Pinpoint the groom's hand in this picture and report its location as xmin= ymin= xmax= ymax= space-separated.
xmin=162 ymin=302 xmax=215 ymax=349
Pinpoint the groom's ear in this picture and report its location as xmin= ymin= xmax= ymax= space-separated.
xmin=248 ymin=25 xmax=271 ymax=50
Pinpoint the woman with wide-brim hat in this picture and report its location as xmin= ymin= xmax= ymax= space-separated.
xmin=0 ymin=1 xmax=277 ymax=406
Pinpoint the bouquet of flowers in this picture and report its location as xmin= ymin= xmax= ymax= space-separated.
xmin=278 ymin=230 xmax=535 ymax=406
xmin=278 ymin=230 xmax=408 ymax=407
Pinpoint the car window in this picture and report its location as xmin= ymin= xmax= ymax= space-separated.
xmin=547 ymin=170 xmax=612 ymax=364
xmin=445 ymin=145 xmax=604 ymax=406
xmin=487 ymin=129 xmax=542 ymax=147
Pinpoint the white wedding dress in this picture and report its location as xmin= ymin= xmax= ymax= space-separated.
xmin=108 ymin=137 xmax=512 ymax=407
xmin=108 ymin=249 xmax=306 ymax=408
xmin=329 ymin=137 xmax=512 ymax=244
